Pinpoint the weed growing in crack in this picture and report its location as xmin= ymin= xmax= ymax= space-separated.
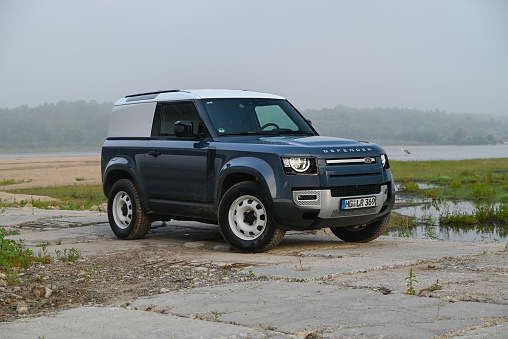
xmin=405 ymin=267 xmax=418 ymax=295
xmin=35 ymin=244 xmax=52 ymax=264
xmin=295 ymin=258 xmax=310 ymax=271
xmin=430 ymin=279 xmax=442 ymax=291
xmin=211 ymin=310 xmax=225 ymax=321
xmin=55 ymin=248 xmax=81 ymax=262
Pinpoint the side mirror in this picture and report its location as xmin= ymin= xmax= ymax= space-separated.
xmin=174 ymin=121 xmax=193 ymax=137
xmin=306 ymin=119 xmax=313 ymax=126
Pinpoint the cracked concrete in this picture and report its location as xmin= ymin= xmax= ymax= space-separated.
xmin=1 ymin=207 xmax=507 ymax=338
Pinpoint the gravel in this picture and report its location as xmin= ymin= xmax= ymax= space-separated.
xmin=0 ymin=246 xmax=265 ymax=322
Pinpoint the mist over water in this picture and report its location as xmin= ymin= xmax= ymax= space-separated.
xmin=384 ymin=144 xmax=508 ymax=161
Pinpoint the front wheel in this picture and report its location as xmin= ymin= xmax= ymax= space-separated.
xmin=108 ymin=179 xmax=151 ymax=240
xmin=218 ymin=181 xmax=285 ymax=252
xmin=330 ymin=214 xmax=391 ymax=242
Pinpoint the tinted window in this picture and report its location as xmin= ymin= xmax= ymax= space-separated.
xmin=156 ymin=102 xmax=200 ymax=136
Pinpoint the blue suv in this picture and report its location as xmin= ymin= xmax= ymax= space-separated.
xmin=101 ymin=89 xmax=395 ymax=252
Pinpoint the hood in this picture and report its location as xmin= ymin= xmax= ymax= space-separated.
xmin=255 ymin=135 xmax=384 ymax=158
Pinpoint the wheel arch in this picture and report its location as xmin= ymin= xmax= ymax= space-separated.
xmin=102 ymin=156 xmax=142 ymax=197
xmin=103 ymin=169 xmax=135 ymax=197
xmin=216 ymin=157 xmax=277 ymax=204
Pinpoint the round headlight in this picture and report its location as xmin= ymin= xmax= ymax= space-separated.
xmin=289 ymin=158 xmax=310 ymax=172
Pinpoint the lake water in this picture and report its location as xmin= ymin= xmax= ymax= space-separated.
xmin=383 ymin=145 xmax=507 ymax=242
xmin=384 ymin=144 xmax=508 ymax=161
xmin=1 ymin=144 xmax=507 ymax=160
xmin=390 ymin=199 xmax=507 ymax=243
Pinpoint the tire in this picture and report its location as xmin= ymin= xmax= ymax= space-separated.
xmin=218 ymin=181 xmax=285 ymax=253
xmin=330 ymin=214 xmax=391 ymax=242
xmin=107 ymin=179 xmax=151 ymax=240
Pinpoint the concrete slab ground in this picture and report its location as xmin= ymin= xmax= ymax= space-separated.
xmin=128 ymin=281 xmax=508 ymax=338
xmin=1 ymin=306 xmax=295 ymax=339
xmin=0 ymin=207 xmax=507 ymax=338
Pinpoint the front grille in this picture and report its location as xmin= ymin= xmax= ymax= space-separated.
xmin=330 ymin=184 xmax=382 ymax=197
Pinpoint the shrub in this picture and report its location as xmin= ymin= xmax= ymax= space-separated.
xmin=448 ymin=180 xmax=462 ymax=189
xmin=0 ymin=228 xmax=33 ymax=269
xmin=399 ymin=182 xmax=421 ymax=193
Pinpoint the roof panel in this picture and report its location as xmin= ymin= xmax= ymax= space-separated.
xmin=115 ymin=89 xmax=285 ymax=106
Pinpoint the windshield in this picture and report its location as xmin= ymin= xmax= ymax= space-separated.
xmin=202 ymin=98 xmax=315 ymax=136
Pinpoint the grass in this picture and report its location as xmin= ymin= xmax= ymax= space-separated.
xmin=440 ymin=204 xmax=508 ymax=225
xmin=55 ymin=248 xmax=82 ymax=262
xmin=392 ymin=158 xmax=508 ymax=202
xmin=0 ymin=179 xmax=32 ymax=186
xmin=0 ymin=184 xmax=106 ymax=210
xmin=388 ymin=212 xmax=416 ymax=237
xmin=35 ymin=244 xmax=52 ymax=264
xmin=391 ymin=158 xmax=508 ymax=184
xmin=1 ymin=227 xmax=83 ymax=277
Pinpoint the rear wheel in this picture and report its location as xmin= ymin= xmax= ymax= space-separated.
xmin=108 ymin=179 xmax=151 ymax=239
xmin=330 ymin=214 xmax=390 ymax=242
xmin=219 ymin=181 xmax=285 ymax=252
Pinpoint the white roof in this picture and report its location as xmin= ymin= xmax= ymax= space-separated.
xmin=114 ymin=89 xmax=285 ymax=106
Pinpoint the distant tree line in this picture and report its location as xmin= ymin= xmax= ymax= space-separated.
xmin=0 ymin=100 xmax=112 ymax=153
xmin=302 ymin=106 xmax=508 ymax=145
xmin=1 ymin=101 xmax=507 ymax=153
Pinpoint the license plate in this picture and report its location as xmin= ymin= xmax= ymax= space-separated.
xmin=341 ymin=197 xmax=376 ymax=210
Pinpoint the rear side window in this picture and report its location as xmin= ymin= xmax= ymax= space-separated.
xmin=152 ymin=101 xmax=201 ymax=137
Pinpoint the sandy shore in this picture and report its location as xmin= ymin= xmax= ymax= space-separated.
xmin=0 ymin=157 xmax=101 ymax=202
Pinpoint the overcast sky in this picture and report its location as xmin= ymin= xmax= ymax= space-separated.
xmin=1 ymin=0 xmax=507 ymax=115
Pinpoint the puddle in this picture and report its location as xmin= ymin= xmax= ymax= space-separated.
xmin=391 ymin=200 xmax=508 ymax=243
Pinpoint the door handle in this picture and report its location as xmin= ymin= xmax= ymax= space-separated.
xmin=148 ymin=150 xmax=161 ymax=157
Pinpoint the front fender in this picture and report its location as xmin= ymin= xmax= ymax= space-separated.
xmin=218 ymin=157 xmax=277 ymax=199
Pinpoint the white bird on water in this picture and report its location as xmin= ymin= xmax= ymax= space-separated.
xmin=401 ymin=148 xmax=411 ymax=154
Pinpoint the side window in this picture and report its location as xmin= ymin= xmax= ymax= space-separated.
xmin=157 ymin=101 xmax=201 ymax=137
xmin=255 ymin=105 xmax=298 ymax=130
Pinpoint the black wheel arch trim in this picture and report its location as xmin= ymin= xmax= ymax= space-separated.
xmin=103 ymin=158 xmax=149 ymax=211
xmin=216 ymin=163 xmax=275 ymax=207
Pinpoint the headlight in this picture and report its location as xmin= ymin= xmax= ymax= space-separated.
xmin=282 ymin=157 xmax=317 ymax=174
xmin=289 ymin=158 xmax=310 ymax=172
xmin=380 ymin=154 xmax=390 ymax=170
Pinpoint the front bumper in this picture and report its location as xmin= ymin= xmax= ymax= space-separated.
xmin=271 ymin=182 xmax=395 ymax=231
